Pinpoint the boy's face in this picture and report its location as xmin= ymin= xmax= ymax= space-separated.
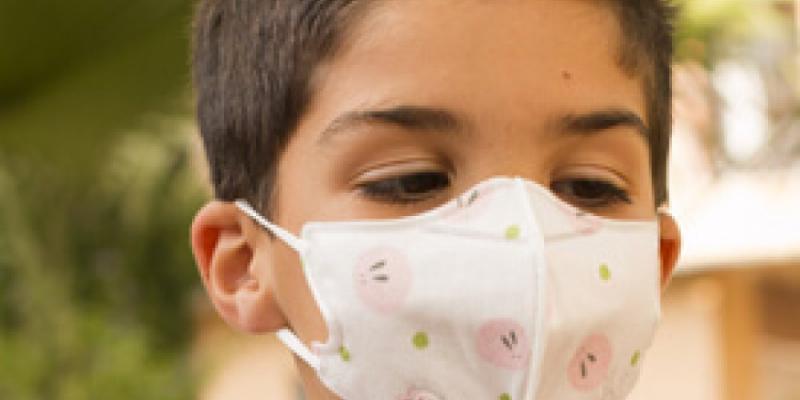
xmin=191 ymin=1 xmax=681 ymax=398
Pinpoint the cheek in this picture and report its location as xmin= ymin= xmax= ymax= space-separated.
xmin=270 ymin=241 xmax=329 ymax=343
xmin=269 ymin=125 xmax=364 ymax=342
xmin=274 ymin=124 xmax=351 ymax=228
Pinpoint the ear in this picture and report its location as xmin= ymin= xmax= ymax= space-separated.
xmin=190 ymin=201 xmax=287 ymax=333
xmin=657 ymin=210 xmax=682 ymax=290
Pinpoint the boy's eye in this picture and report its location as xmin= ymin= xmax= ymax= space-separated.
xmin=357 ymin=171 xmax=451 ymax=204
xmin=550 ymin=178 xmax=632 ymax=209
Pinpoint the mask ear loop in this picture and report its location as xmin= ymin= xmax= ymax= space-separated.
xmin=277 ymin=328 xmax=322 ymax=370
xmin=234 ymin=200 xmax=321 ymax=370
xmin=234 ymin=200 xmax=309 ymax=254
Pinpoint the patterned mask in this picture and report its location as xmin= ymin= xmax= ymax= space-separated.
xmin=236 ymin=176 xmax=661 ymax=400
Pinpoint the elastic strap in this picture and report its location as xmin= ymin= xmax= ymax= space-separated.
xmin=235 ymin=201 xmax=320 ymax=369
xmin=276 ymin=328 xmax=321 ymax=370
xmin=234 ymin=200 xmax=308 ymax=254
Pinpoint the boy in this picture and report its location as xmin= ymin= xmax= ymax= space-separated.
xmin=189 ymin=1 xmax=681 ymax=399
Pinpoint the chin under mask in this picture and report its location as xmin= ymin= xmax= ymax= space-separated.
xmin=236 ymin=177 xmax=661 ymax=400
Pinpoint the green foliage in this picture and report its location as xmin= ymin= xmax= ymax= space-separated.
xmin=0 ymin=0 xmax=195 ymax=180
xmin=0 ymin=129 xmax=204 ymax=399
xmin=0 ymin=1 xmax=202 ymax=395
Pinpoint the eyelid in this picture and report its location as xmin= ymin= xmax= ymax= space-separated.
xmin=550 ymin=164 xmax=631 ymax=188
xmin=351 ymin=158 xmax=452 ymax=185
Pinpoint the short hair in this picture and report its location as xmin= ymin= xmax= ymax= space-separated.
xmin=192 ymin=0 xmax=675 ymax=214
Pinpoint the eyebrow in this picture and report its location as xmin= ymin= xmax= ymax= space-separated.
xmin=557 ymin=109 xmax=649 ymax=138
xmin=317 ymin=105 xmax=648 ymax=144
xmin=317 ymin=105 xmax=465 ymax=144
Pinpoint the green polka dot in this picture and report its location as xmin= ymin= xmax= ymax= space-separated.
xmin=338 ymin=346 xmax=351 ymax=362
xmin=412 ymin=332 xmax=429 ymax=349
xmin=630 ymin=350 xmax=641 ymax=367
xmin=599 ymin=264 xmax=612 ymax=281
xmin=499 ymin=393 xmax=512 ymax=400
xmin=505 ymin=225 xmax=521 ymax=240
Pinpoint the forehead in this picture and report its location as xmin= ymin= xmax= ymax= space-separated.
xmin=305 ymin=0 xmax=645 ymax=136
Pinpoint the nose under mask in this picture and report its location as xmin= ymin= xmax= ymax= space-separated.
xmin=236 ymin=176 xmax=661 ymax=400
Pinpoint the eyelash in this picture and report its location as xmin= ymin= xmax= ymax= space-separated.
xmin=357 ymin=171 xmax=632 ymax=209
xmin=357 ymin=171 xmax=451 ymax=205
xmin=550 ymin=178 xmax=632 ymax=208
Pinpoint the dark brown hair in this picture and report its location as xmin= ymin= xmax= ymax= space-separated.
xmin=192 ymin=0 xmax=675 ymax=212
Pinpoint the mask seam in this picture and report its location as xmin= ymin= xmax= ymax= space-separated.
xmin=514 ymin=177 xmax=549 ymax=399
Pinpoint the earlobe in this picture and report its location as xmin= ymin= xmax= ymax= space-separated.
xmin=190 ymin=201 xmax=288 ymax=333
xmin=657 ymin=210 xmax=682 ymax=290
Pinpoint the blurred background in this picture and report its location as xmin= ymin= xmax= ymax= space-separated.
xmin=0 ymin=0 xmax=798 ymax=399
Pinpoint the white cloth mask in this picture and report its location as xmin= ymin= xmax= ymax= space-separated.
xmin=236 ymin=176 xmax=661 ymax=400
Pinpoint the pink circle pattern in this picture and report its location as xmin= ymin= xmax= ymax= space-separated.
xmin=566 ymin=334 xmax=614 ymax=391
xmin=353 ymin=247 xmax=413 ymax=314
xmin=476 ymin=318 xmax=532 ymax=370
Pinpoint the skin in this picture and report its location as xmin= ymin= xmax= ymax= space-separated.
xmin=190 ymin=1 xmax=682 ymax=398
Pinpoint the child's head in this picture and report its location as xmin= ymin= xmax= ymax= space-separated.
xmin=190 ymin=1 xmax=680 ymax=398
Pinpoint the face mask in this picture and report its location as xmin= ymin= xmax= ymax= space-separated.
xmin=236 ymin=177 xmax=661 ymax=400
